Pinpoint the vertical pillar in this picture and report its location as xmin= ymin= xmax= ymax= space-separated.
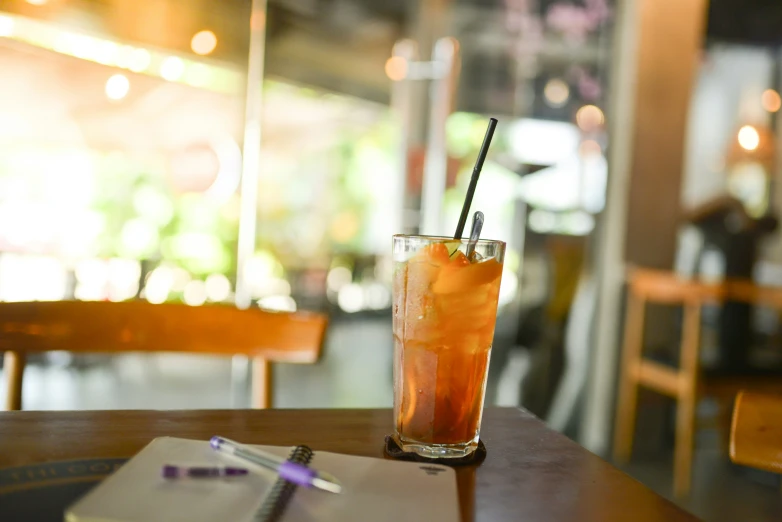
xmin=235 ymin=0 xmax=267 ymax=310
xmin=763 ymin=51 xmax=782 ymax=263
xmin=581 ymin=0 xmax=708 ymax=454
xmin=624 ymin=0 xmax=708 ymax=268
xmin=232 ymin=0 xmax=267 ymax=408
xmin=420 ymin=38 xmax=459 ymax=236
xmin=390 ymin=40 xmax=419 ymax=236
xmin=403 ymin=0 xmax=452 ymax=234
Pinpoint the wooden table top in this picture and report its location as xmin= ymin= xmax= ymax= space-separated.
xmin=0 ymin=407 xmax=697 ymax=521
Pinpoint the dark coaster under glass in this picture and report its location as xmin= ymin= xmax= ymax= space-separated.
xmin=383 ymin=436 xmax=487 ymax=465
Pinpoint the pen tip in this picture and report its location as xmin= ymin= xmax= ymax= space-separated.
xmin=312 ymin=477 xmax=342 ymax=494
xmin=162 ymin=465 xmax=179 ymax=479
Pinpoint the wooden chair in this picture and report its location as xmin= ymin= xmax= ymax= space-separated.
xmin=0 ymin=301 xmax=328 ymax=410
xmin=614 ymin=270 xmax=782 ymax=497
xmin=730 ymin=391 xmax=782 ymax=476
xmin=613 ymin=268 xmax=725 ymax=498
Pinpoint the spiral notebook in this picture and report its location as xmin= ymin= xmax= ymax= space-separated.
xmin=65 ymin=437 xmax=459 ymax=522
xmin=254 ymin=445 xmax=314 ymax=522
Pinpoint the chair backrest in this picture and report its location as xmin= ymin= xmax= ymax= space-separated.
xmin=730 ymin=391 xmax=782 ymax=474
xmin=627 ymin=268 xmax=726 ymax=305
xmin=629 ymin=269 xmax=782 ymax=309
xmin=727 ymin=280 xmax=782 ymax=309
xmin=1 ymin=301 xmax=328 ymax=410
xmin=622 ymin=268 xmax=725 ymax=401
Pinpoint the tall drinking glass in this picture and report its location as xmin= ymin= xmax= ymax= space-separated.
xmin=392 ymin=235 xmax=505 ymax=458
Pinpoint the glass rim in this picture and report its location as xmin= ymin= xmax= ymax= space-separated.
xmin=393 ymin=234 xmax=506 ymax=247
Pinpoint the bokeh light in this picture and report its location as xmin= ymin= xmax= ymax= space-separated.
xmin=183 ymin=280 xmax=207 ymax=306
xmin=75 ymin=259 xmax=110 ymax=301
xmin=167 ymin=232 xmax=229 ymax=274
xmin=171 ymin=268 xmax=192 ymax=292
xmin=244 ymin=251 xmax=285 ymax=291
xmin=133 ymin=186 xmax=174 ymax=226
xmin=529 ymin=209 xmax=557 ymax=233
xmin=499 ymin=270 xmax=519 ymax=307
xmin=259 ymin=278 xmax=291 ymax=297
xmin=337 ymin=283 xmax=364 ymax=313
xmin=0 ymin=254 xmax=66 ymax=302
xmin=119 ymin=218 xmax=158 ymax=258
xmin=385 ymin=56 xmax=407 ymax=81
xmin=0 ymin=15 xmax=14 ymax=37
xmin=115 ymin=45 xmax=134 ymax=69
xmin=326 ymin=266 xmax=352 ymax=292
xmin=761 ymin=89 xmax=781 ymax=113
xmin=105 ymin=74 xmax=130 ymax=100
xmin=184 ymin=63 xmax=215 ymax=88
xmin=145 ymin=267 xmax=174 ymax=304
xmin=738 ymin=125 xmax=760 ymax=151
xmin=364 ymin=282 xmax=391 ymax=310
xmin=191 ymin=30 xmax=217 ymax=56
xmin=128 ymin=48 xmax=151 ymax=72
xmin=579 ymin=139 xmax=602 ymax=157
xmin=258 ymin=295 xmax=297 ymax=312
xmin=93 ymin=40 xmax=120 ymax=66
xmin=107 ymin=259 xmax=141 ymax=302
xmin=205 ymin=273 xmax=231 ymax=302
xmin=576 ymin=105 xmax=605 ymax=131
xmin=563 ymin=211 xmax=596 ymax=235
xmin=543 ymin=78 xmax=570 ymax=108
xmin=160 ymin=56 xmax=185 ymax=81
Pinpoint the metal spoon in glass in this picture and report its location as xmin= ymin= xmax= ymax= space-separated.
xmin=466 ymin=211 xmax=484 ymax=261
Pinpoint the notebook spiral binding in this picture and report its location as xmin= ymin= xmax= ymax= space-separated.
xmin=254 ymin=445 xmax=314 ymax=522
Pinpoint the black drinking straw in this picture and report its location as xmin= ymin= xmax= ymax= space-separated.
xmin=453 ymin=118 xmax=498 ymax=239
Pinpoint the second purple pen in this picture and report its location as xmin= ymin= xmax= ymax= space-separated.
xmin=162 ymin=464 xmax=249 ymax=479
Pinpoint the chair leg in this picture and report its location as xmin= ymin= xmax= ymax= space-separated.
xmin=4 ymin=351 xmax=25 ymax=411
xmin=251 ymin=357 xmax=273 ymax=409
xmin=673 ymin=302 xmax=701 ymax=498
xmin=674 ymin=390 xmax=696 ymax=498
xmin=613 ymin=369 xmax=640 ymax=463
xmin=715 ymin=394 xmax=734 ymax=454
xmin=613 ymin=294 xmax=645 ymax=463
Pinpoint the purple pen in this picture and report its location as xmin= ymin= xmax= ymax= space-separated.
xmin=209 ymin=436 xmax=342 ymax=494
xmin=162 ymin=464 xmax=249 ymax=479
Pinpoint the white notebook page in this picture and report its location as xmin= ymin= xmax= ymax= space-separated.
xmin=66 ymin=437 xmax=460 ymax=522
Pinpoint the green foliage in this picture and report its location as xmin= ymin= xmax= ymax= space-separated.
xmin=92 ymin=154 xmax=238 ymax=279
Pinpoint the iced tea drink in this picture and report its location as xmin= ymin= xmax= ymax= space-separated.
xmin=392 ymin=235 xmax=504 ymax=458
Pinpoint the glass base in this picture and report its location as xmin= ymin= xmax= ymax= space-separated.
xmin=394 ymin=435 xmax=479 ymax=459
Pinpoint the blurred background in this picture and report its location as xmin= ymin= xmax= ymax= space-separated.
xmin=0 ymin=0 xmax=781 ymax=519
